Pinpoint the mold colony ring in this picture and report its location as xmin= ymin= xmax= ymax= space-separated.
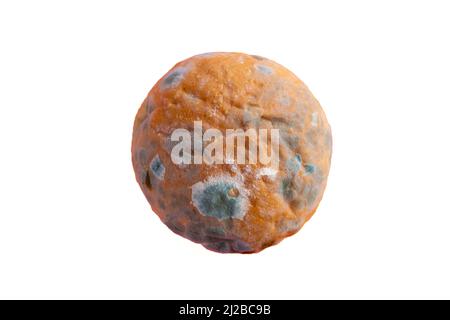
xmin=131 ymin=52 xmax=332 ymax=253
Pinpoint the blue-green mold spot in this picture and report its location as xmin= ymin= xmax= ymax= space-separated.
xmin=192 ymin=176 xmax=249 ymax=220
xmin=255 ymin=64 xmax=273 ymax=75
xmin=287 ymin=154 xmax=302 ymax=175
xmin=162 ymin=67 xmax=188 ymax=89
xmin=304 ymin=164 xmax=315 ymax=175
xmin=138 ymin=148 xmax=148 ymax=167
xmin=150 ymin=154 xmax=165 ymax=180
xmin=281 ymin=178 xmax=294 ymax=200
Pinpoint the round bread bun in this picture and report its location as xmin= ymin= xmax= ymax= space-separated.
xmin=132 ymin=52 xmax=332 ymax=253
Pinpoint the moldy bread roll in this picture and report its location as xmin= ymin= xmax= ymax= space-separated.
xmin=132 ymin=52 xmax=332 ymax=253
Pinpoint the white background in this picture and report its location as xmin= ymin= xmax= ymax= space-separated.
xmin=1 ymin=0 xmax=449 ymax=299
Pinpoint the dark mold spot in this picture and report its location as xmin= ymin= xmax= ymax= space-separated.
xmin=281 ymin=176 xmax=301 ymax=202
xmin=186 ymin=224 xmax=204 ymax=242
xmin=143 ymin=171 xmax=152 ymax=190
xmin=232 ymin=240 xmax=252 ymax=252
xmin=164 ymin=71 xmax=181 ymax=85
xmin=158 ymin=199 xmax=166 ymax=210
xmin=281 ymin=178 xmax=294 ymax=201
xmin=150 ymin=154 xmax=165 ymax=180
xmin=138 ymin=148 xmax=148 ymax=167
xmin=304 ymin=164 xmax=315 ymax=174
xmin=146 ymin=97 xmax=155 ymax=114
xmin=205 ymin=227 xmax=226 ymax=238
xmin=162 ymin=68 xmax=187 ymax=89
xmin=204 ymin=241 xmax=231 ymax=253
